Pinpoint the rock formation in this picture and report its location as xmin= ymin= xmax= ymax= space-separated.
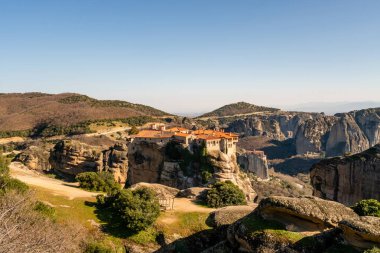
xmin=206 ymin=205 xmax=255 ymax=228
xmin=310 ymin=144 xmax=380 ymax=206
xmin=295 ymin=116 xmax=336 ymax=155
xmin=339 ymin=216 xmax=380 ymax=249
xmin=227 ymin=108 xmax=380 ymax=157
xmin=237 ymin=150 xmax=269 ymax=180
xmin=208 ymin=150 xmax=256 ymax=201
xmin=49 ymin=140 xmax=128 ymax=184
xmin=255 ymin=196 xmax=358 ymax=232
xmin=14 ymin=143 xmax=53 ymax=171
xmin=326 ymin=114 xmax=370 ymax=157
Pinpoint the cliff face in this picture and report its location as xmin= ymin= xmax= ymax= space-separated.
xmin=226 ymin=113 xmax=312 ymax=141
xmin=227 ymin=108 xmax=380 ymax=157
xmin=295 ymin=116 xmax=336 ymax=154
xmin=326 ymin=114 xmax=370 ymax=157
xmin=237 ymin=151 xmax=269 ymax=180
xmin=49 ymin=140 xmax=128 ymax=184
xmin=310 ymin=144 xmax=380 ymax=206
xmin=208 ymin=150 xmax=256 ymax=201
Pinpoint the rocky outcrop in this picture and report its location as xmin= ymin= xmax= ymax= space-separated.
xmin=208 ymin=150 xmax=256 ymax=201
xmin=256 ymin=196 xmax=358 ymax=232
xmin=49 ymin=140 xmax=128 ymax=184
xmin=127 ymin=142 xmax=165 ymax=185
xmin=227 ymin=113 xmax=311 ymax=140
xmin=237 ymin=150 xmax=269 ymax=180
xmin=354 ymin=108 xmax=380 ymax=147
xmin=130 ymin=182 xmax=179 ymax=198
xmin=295 ymin=116 xmax=336 ymax=155
xmin=310 ymin=144 xmax=380 ymax=206
xmin=206 ymin=205 xmax=255 ymax=228
xmin=177 ymin=187 xmax=209 ymax=200
xmin=227 ymin=108 xmax=380 ymax=157
xmin=14 ymin=143 xmax=53 ymax=171
xmin=326 ymin=114 xmax=370 ymax=157
xmin=339 ymin=216 xmax=380 ymax=249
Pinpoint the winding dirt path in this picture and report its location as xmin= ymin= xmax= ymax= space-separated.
xmin=9 ymin=162 xmax=97 ymax=199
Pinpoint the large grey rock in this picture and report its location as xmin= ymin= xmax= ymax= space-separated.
xmin=310 ymin=145 xmax=380 ymax=206
xmin=237 ymin=150 xmax=269 ymax=180
xmin=339 ymin=216 xmax=380 ymax=249
xmin=256 ymin=196 xmax=358 ymax=232
xmin=326 ymin=114 xmax=370 ymax=157
xmin=206 ymin=205 xmax=255 ymax=228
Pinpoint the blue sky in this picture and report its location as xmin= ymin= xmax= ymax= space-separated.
xmin=0 ymin=0 xmax=379 ymax=113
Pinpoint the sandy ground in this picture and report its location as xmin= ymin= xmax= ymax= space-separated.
xmin=9 ymin=162 xmax=97 ymax=199
xmin=0 ymin=137 xmax=25 ymax=144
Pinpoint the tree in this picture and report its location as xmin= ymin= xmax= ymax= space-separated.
xmin=76 ymin=172 xmax=120 ymax=193
xmin=129 ymin=126 xmax=139 ymax=135
xmin=206 ymin=181 xmax=247 ymax=208
xmin=97 ymin=187 xmax=160 ymax=232
xmin=352 ymin=199 xmax=380 ymax=217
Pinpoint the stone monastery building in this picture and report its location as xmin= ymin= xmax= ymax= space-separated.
xmin=131 ymin=125 xmax=238 ymax=156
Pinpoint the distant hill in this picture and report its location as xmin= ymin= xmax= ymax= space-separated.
xmin=0 ymin=93 xmax=170 ymax=132
xmin=199 ymin=102 xmax=280 ymax=118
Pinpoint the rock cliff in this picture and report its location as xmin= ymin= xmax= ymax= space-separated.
xmin=49 ymin=140 xmax=128 ymax=184
xmin=310 ymin=144 xmax=380 ymax=206
xmin=326 ymin=114 xmax=370 ymax=157
xmin=237 ymin=150 xmax=269 ymax=180
xmin=227 ymin=108 xmax=380 ymax=157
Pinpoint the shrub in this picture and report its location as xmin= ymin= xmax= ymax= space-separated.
xmin=352 ymin=199 xmax=380 ymax=217
xmin=364 ymin=247 xmax=380 ymax=253
xmin=129 ymin=126 xmax=139 ymax=135
xmin=206 ymin=181 xmax=247 ymax=208
xmin=33 ymin=201 xmax=56 ymax=219
xmin=96 ymin=187 xmax=160 ymax=232
xmin=0 ymin=176 xmax=29 ymax=194
xmin=83 ymin=241 xmax=114 ymax=253
xmin=76 ymin=172 xmax=120 ymax=193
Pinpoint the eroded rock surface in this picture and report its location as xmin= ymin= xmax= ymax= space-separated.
xmin=206 ymin=205 xmax=255 ymax=228
xmin=255 ymin=196 xmax=358 ymax=232
xmin=339 ymin=216 xmax=380 ymax=249
xmin=310 ymin=144 xmax=380 ymax=206
xmin=49 ymin=140 xmax=128 ymax=184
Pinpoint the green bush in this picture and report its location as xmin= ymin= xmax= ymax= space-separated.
xmin=129 ymin=126 xmax=139 ymax=135
xmin=76 ymin=172 xmax=120 ymax=193
xmin=364 ymin=247 xmax=380 ymax=253
xmin=0 ymin=153 xmax=10 ymax=175
xmin=206 ymin=180 xmax=247 ymax=208
xmin=352 ymin=199 xmax=380 ymax=217
xmin=33 ymin=201 xmax=56 ymax=219
xmin=0 ymin=176 xmax=29 ymax=194
xmin=97 ymin=187 xmax=160 ymax=232
xmin=83 ymin=241 xmax=114 ymax=253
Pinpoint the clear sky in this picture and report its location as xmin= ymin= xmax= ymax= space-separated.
xmin=0 ymin=0 xmax=379 ymax=114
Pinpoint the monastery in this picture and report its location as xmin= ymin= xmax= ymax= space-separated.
xmin=131 ymin=125 xmax=239 ymax=156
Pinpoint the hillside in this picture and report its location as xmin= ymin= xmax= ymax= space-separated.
xmin=199 ymin=102 xmax=280 ymax=118
xmin=0 ymin=93 xmax=170 ymax=132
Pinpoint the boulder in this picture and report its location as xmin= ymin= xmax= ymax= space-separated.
xmin=206 ymin=205 xmax=255 ymax=228
xmin=256 ymin=196 xmax=358 ymax=232
xmin=177 ymin=187 xmax=209 ymax=200
xmin=339 ymin=216 xmax=380 ymax=249
xmin=130 ymin=182 xmax=179 ymax=198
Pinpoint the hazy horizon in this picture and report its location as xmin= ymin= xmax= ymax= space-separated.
xmin=1 ymin=1 xmax=379 ymax=113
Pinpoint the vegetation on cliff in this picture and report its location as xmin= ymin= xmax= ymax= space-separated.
xmin=352 ymin=199 xmax=380 ymax=217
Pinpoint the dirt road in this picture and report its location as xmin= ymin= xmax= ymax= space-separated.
xmin=9 ymin=162 xmax=97 ymax=199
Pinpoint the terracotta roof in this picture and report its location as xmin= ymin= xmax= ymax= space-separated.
xmin=134 ymin=130 xmax=173 ymax=139
xmin=192 ymin=130 xmax=238 ymax=139
xmin=174 ymin=132 xmax=192 ymax=137
xmin=167 ymin=127 xmax=189 ymax=132
xmin=196 ymin=135 xmax=221 ymax=141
